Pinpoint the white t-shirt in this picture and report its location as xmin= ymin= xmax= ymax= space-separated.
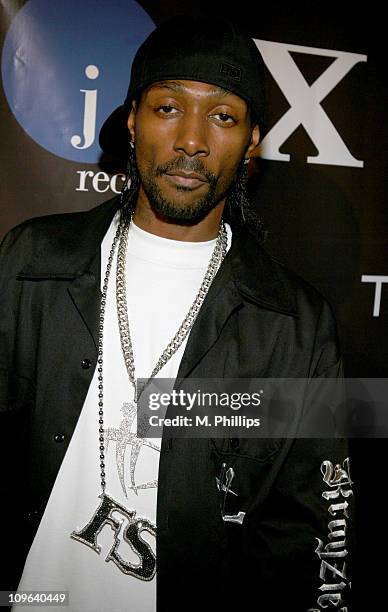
xmin=16 ymin=215 xmax=232 ymax=612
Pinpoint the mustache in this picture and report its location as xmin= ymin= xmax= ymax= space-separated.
xmin=155 ymin=157 xmax=216 ymax=184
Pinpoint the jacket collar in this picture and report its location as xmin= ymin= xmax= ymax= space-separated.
xmin=18 ymin=195 xmax=297 ymax=316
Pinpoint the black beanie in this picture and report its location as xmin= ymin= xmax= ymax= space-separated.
xmin=99 ymin=15 xmax=266 ymax=161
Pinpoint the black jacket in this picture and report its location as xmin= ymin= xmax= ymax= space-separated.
xmin=0 ymin=196 xmax=354 ymax=611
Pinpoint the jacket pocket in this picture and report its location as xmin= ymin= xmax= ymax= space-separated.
xmin=211 ymin=438 xmax=284 ymax=525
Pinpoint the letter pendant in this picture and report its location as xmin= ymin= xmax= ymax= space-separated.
xmin=71 ymin=493 xmax=156 ymax=580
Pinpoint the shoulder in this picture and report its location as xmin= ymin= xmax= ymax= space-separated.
xmin=1 ymin=196 xmax=119 ymax=250
xmin=233 ymin=226 xmax=342 ymax=374
xmin=0 ymin=197 xmax=119 ymax=256
xmin=265 ymin=247 xmax=339 ymax=333
xmin=262 ymin=249 xmax=342 ymax=375
xmin=271 ymin=251 xmax=334 ymax=313
xmin=233 ymin=225 xmax=335 ymax=321
xmin=0 ymin=196 xmax=120 ymax=274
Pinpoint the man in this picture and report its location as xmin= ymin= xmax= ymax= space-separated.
xmin=0 ymin=15 xmax=353 ymax=612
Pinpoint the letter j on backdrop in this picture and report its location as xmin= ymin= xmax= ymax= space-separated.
xmin=1 ymin=0 xmax=154 ymax=163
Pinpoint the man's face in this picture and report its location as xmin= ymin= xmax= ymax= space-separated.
xmin=127 ymin=80 xmax=260 ymax=223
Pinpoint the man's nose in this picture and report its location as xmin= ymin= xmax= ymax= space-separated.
xmin=173 ymin=111 xmax=210 ymax=157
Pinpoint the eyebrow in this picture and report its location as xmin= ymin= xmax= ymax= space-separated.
xmin=149 ymin=81 xmax=232 ymax=98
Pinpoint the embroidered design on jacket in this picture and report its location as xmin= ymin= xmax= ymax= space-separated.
xmin=216 ymin=463 xmax=246 ymax=525
xmin=308 ymin=457 xmax=353 ymax=612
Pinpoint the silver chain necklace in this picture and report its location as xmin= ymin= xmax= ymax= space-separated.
xmin=71 ymin=211 xmax=227 ymax=578
xmin=102 ymin=214 xmax=227 ymax=491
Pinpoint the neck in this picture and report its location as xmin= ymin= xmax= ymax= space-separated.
xmin=131 ymin=189 xmax=225 ymax=242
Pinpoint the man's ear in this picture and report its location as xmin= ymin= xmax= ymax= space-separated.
xmin=127 ymin=100 xmax=137 ymax=143
xmin=245 ymin=124 xmax=260 ymax=156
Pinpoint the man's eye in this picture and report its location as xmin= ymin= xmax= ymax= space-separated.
xmin=212 ymin=112 xmax=236 ymax=124
xmin=156 ymin=105 xmax=177 ymax=114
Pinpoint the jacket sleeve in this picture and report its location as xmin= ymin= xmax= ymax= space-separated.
xmin=247 ymin=440 xmax=354 ymax=611
xmin=0 ymin=228 xmax=17 ymax=372
xmin=0 ymin=225 xmax=24 ymax=413
xmin=0 ymin=229 xmax=20 ymax=590
xmin=0 ymin=226 xmax=39 ymax=592
xmin=0 ymin=223 xmax=30 ymax=373
xmin=246 ymin=300 xmax=354 ymax=611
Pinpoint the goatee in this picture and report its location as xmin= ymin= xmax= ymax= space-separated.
xmin=140 ymin=157 xmax=231 ymax=225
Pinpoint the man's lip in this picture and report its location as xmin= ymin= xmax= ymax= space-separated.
xmin=165 ymin=170 xmax=207 ymax=182
xmin=164 ymin=171 xmax=207 ymax=188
